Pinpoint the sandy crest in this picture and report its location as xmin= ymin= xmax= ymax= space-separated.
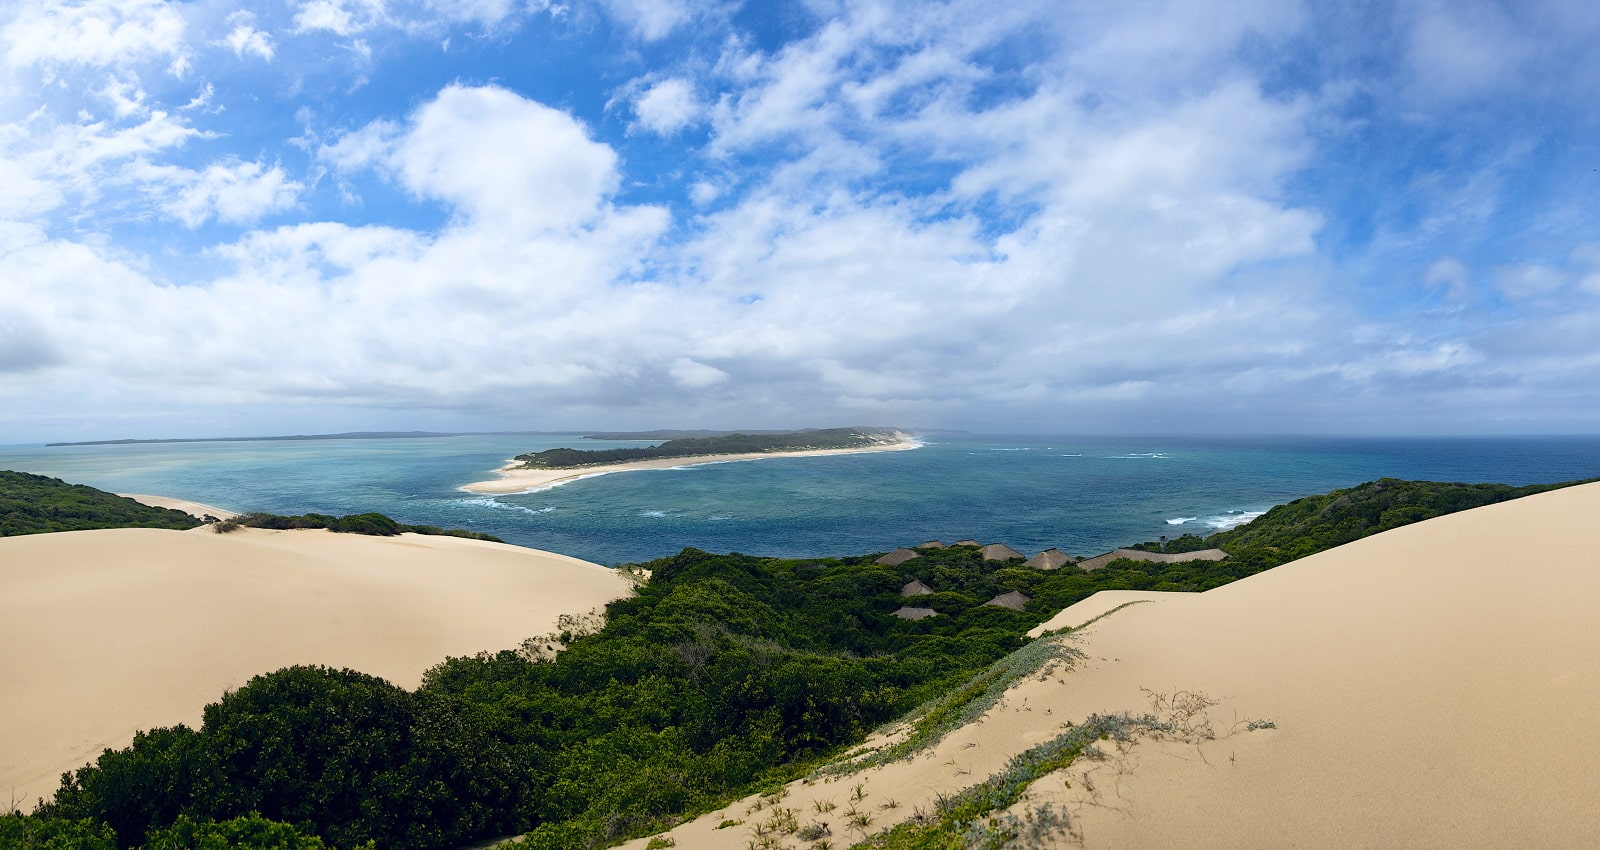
xmin=460 ymin=438 xmax=923 ymax=495
xmin=619 ymin=480 xmax=1600 ymax=849
xmin=0 ymin=528 xmax=631 ymax=811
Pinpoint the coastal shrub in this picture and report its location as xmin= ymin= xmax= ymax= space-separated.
xmin=141 ymin=814 xmax=363 ymax=849
xmin=231 ymin=511 xmax=503 ymax=542
xmin=0 ymin=471 xmax=200 ymax=536
xmin=0 ymin=813 xmax=117 ymax=849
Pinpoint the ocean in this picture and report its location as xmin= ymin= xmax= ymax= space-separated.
xmin=3 ymin=433 xmax=1599 ymax=565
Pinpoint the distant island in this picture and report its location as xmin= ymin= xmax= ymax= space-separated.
xmin=513 ymin=426 xmax=910 ymax=469
xmin=462 ymin=427 xmax=920 ymax=494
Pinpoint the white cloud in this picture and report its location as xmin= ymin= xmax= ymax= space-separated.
xmin=0 ymin=0 xmax=187 ymax=70
xmin=160 ymin=160 xmax=302 ymax=227
xmin=294 ymin=0 xmax=387 ymax=35
xmin=332 ymin=84 xmax=626 ymax=233
xmin=596 ymin=0 xmax=693 ymax=41
xmin=632 ymin=77 xmax=700 ymax=134
xmin=223 ymin=22 xmax=275 ymax=61
xmin=669 ymin=357 xmax=729 ymax=388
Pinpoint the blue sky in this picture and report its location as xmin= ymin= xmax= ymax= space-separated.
xmin=1 ymin=0 xmax=1598 ymax=442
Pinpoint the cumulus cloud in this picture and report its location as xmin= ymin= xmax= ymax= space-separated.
xmin=160 ymin=160 xmax=302 ymax=227
xmin=631 ymin=77 xmax=700 ymax=134
xmin=0 ymin=0 xmax=187 ymax=70
xmin=328 ymin=84 xmax=624 ymax=233
xmin=596 ymin=0 xmax=693 ymax=41
xmin=293 ymin=0 xmax=387 ymax=35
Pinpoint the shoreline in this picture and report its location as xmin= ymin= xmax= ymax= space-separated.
xmin=459 ymin=437 xmax=924 ymax=495
xmin=118 ymin=493 xmax=240 ymax=520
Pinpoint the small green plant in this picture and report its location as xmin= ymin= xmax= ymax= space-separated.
xmin=645 ymin=837 xmax=676 ymax=849
xmin=716 ymin=819 xmax=744 ymax=830
xmin=812 ymin=798 xmax=837 ymax=813
xmin=797 ymin=819 xmax=832 ymax=841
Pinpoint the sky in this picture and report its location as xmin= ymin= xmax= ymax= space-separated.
xmin=1 ymin=0 xmax=1598 ymax=442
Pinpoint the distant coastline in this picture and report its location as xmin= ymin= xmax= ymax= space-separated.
xmin=44 ymin=430 xmax=558 ymax=448
xmin=462 ymin=431 xmax=923 ymax=495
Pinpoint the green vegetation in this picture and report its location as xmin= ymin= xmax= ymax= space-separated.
xmin=513 ymin=427 xmax=905 ymax=469
xmin=220 ymin=512 xmax=503 ymax=543
xmin=1130 ymin=477 xmax=1596 ymax=573
xmin=13 ymin=475 xmax=1590 ymax=849
xmin=0 ymin=471 xmax=202 ymax=536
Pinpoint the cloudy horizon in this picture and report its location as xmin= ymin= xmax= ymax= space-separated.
xmin=2 ymin=0 xmax=1598 ymax=444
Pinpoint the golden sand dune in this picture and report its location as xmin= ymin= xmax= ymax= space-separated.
xmin=0 ymin=528 xmax=630 ymax=810
xmin=621 ymin=480 xmax=1600 ymax=849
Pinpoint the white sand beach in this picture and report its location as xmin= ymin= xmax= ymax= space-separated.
xmin=461 ymin=436 xmax=922 ymax=495
xmin=118 ymin=493 xmax=240 ymax=520
xmin=0 ymin=527 xmax=631 ymax=810
xmin=619 ymin=480 xmax=1600 ymax=849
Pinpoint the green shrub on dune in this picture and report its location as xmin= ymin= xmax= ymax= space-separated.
xmin=0 ymin=471 xmax=200 ymax=536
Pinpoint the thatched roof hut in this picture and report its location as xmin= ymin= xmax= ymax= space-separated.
xmin=1024 ymin=549 xmax=1074 ymax=570
xmin=900 ymin=579 xmax=935 ymax=597
xmin=917 ymin=540 xmax=947 ymax=549
xmin=1075 ymin=548 xmax=1229 ymax=572
xmin=981 ymin=543 xmax=1025 ymax=561
xmin=983 ymin=590 xmax=1030 ymax=611
xmin=952 ymin=539 xmax=980 ymax=547
xmin=876 ymin=548 xmax=921 ymax=566
xmin=892 ymin=606 xmax=940 ymax=620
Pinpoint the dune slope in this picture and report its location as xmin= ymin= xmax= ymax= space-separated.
xmin=0 ymin=527 xmax=630 ymax=810
xmin=621 ymin=480 xmax=1600 ymax=849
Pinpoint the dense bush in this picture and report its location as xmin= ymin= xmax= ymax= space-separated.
xmin=0 ymin=471 xmax=201 ymax=536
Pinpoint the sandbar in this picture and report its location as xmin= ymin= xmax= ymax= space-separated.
xmin=460 ymin=436 xmax=923 ymax=495
xmin=619 ymin=480 xmax=1600 ymax=849
xmin=0 ymin=527 xmax=631 ymax=810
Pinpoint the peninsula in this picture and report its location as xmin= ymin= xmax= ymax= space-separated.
xmin=462 ymin=427 xmax=919 ymax=494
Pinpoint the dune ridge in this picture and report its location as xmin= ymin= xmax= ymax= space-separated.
xmin=620 ymin=479 xmax=1600 ymax=849
xmin=0 ymin=527 xmax=631 ymax=810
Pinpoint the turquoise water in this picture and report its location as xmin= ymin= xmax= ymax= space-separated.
xmin=4 ymin=434 xmax=1599 ymax=565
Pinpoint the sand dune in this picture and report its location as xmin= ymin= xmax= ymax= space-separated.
xmin=461 ymin=438 xmax=922 ymax=495
xmin=620 ymin=480 xmax=1600 ymax=849
xmin=0 ymin=528 xmax=630 ymax=810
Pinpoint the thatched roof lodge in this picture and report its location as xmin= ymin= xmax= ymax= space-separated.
xmin=876 ymin=548 xmax=921 ymax=566
xmin=983 ymin=590 xmax=1030 ymax=611
xmin=1076 ymin=547 xmax=1229 ymax=572
xmin=900 ymin=579 xmax=935 ymax=597
xmin=892 ymin=606 xmax=940 ymax=620
xmin=917 ymin=540 xmax=947 ymax=549
xmin=952 ymin=539 xmax=980 ymax=547
xmin=980 ymin=543 xmax=1025 ymax=561
xmin=1025 ymin=548 xmax=1074 ymax=570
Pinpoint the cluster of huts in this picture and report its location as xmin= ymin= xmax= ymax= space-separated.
xmin=879 ymin=539 xmax=1227 ymax=620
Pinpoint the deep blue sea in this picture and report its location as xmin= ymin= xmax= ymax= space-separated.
xmin=4 ymin=434 xmax=1599 ymax=565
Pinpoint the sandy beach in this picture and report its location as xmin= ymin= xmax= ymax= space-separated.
xmin=619 ymin=480 xmax=1600 ymax=849
xmin=0 ymin=526 xmax=631 ymax=810
xmin=460 ymin=436 xmax=923 ymax=495
xmin=118 ymin=493 xmax=240 ymax=520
